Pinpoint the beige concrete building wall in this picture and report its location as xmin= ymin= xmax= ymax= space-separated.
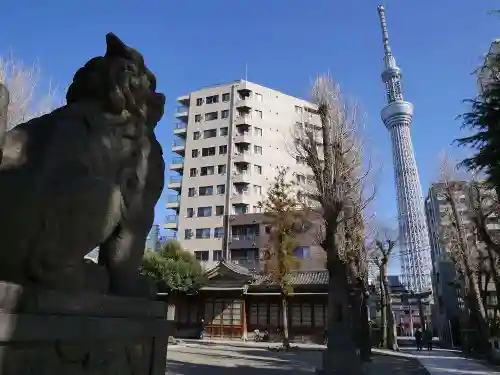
xmin=167 ymin=80 xmax=322 ymax=269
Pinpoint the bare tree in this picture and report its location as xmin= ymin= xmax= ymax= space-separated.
xmin=438 ymin=154 xmax=490 ymax=351
xmin=0 ymin=55 xmax=59 ymax=130
xmin=368 ymin=227 xmax=398 ymax=351
xmin=294 ymin=75 xmax=373 ymax=374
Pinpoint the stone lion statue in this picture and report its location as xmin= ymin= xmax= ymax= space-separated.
xmin=0 ymin=33 xmax=165 ymax=297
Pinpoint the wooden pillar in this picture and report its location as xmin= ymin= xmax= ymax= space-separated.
xmin=242 ymin=297 xmax=248 ymax=341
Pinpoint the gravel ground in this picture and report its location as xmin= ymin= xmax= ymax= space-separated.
xmin=166 ymin=343 xmax=429 ymax=375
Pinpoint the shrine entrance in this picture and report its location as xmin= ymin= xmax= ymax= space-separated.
xmin=204 ymin=298 xmax=244 ymax=339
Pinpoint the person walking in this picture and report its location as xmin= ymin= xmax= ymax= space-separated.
xmin=415 ymin=328 xmax=423 ymax=351
xmin=198 ymin=318 xmax=205 ymax=340
xmin=425 ymin=327 xmax=433 ymax=351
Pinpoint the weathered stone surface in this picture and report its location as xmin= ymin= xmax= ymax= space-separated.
xmin=0 ymin=282 xmax=172 ymax=374
xmin=0 ymin=32 xmax=165 ymax=298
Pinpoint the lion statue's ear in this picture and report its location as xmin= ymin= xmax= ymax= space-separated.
xmin=105 ymin=33 xmax=132 ymax=59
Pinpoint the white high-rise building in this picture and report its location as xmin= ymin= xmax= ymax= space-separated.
xmin=376 ymin=5 xmax=432 ymax=292
xmin=165 ymin=80 xmax=326 ymax=269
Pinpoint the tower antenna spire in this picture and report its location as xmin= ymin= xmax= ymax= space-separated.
xmin=377 ymin=5 xmax=391 ymax=56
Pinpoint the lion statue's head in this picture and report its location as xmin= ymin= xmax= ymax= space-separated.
xmin=66 ymin=33 xmax=165 ymax=127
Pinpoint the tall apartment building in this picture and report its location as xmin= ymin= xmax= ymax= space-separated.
xmin=145 ymin=224 xmax=160 ymax=252
xmin=165 ymin=80 xmax=325 ymax=270
xmin=425 ymin=182 xmax=499 ymax=343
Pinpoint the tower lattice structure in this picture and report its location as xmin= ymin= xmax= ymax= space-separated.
xmin=377 ymin=5 xmax=432 ymax=293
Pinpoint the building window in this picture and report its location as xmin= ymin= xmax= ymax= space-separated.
xmin=214 ymin=227 xmax=225 ymax=238
xmin=197 ymin=206 xmax=212 ymax=217
xmin=199 ymin=186 xmax=213 ymax=196
xmin=196 ymin=98 xmax=203 ymax=106
xmin=291 ymin=303 xmax=312 ymax=327
xmin=254 ymin=109 xmax=263 ymax=119
xmin=188 ymin=188 xmax=196 ymax=197
xmin=233 ymin=204 xmax=249 ymax=215
xmin=296 ymin=174 xmax=305 ymax=184
xmin=294 ymin=247 xmax=310 ymax=259
xmin=192 ymin=149 xmax=199 ymax=158
xmin=206 ymin=95 xmax=219 ymax=104
xmin=193 ymin=131 xmax=201 ymax=140
xmin=216 ymin=205 xmax=224 ymax=216
xmin=217 ymin=184 xmax=226 ymax=195
xmin=221 ymin=110 xmax=229 ymax=119
xmin=254 ymin=145 xmax=262 ymax=155
xmin=184 ymin=229 xmax=193 ymax=240
xmin=187 ymin=208 xmax=194 ymax=218
xmin=220 ymin=127 xmax=228 ymax=136
xmin=295 ymin=106 xmax=303 ymax=114
xmin=189 ymin=168 xmax=197 ymax=177
xmin=219 ymin=145 xmax=228 ymax=155
xmin=202 ymin=147 xmax=216 ymax=157
xmin=200 ymin=166 xmax=215 ymax=176
xmin=205 ymin=111 xmax=218 ymax=121
xmin=254 ymin=165 xmax=262 ymax=175
xmin=195 ymin=114 xmax=202 ymax=122
xmin=253 ymin=205 xmax=262 ymax=213
xmin=204 ymin=129 xmax=217 ymax=138
xmin=254 ymin=185 xmax=262 ymax=195
xmin=222 ymin=93 xmax=230 ymax=102
xmin=254 ymin=127 xmax=262 ymax=136
xmin=213 ymin=250 xmax=223 ymax=261
xmin=195 ymin=250 xmax=210 ymax=261
xmin=255 ymin=93 xmax=263 ymax=102
xmin=195 ymin=228 xmax=211 ymax=239
xmin=218 ymin=164 xmax=226 ymax=175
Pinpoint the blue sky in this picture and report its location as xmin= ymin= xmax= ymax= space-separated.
xmin=2 ymin=0 xmax=499 ymax=273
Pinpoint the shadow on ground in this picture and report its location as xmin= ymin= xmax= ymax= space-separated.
xmin=168 ymin=345 xmax=429 ymax=375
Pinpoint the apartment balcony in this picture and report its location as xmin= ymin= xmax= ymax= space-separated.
xmin=164 ymin=215 xmax=179 ymax=230
xmin=229 ymin=234 xmax=262 ymax=250
xmin=233 ymin=131 xmax=252 ymax=145
xmin=175 ymin=105 xmax=189 ymax=120
xmin=232 ymin=171 xmax=252 ymax=184
xmin=177 ymin=94 xmax=190 ymax=106
xmin=233 ymin=152 xmax=252 ymax=164
xmin=230 ymin=258 xmax=261 ymax=272
xmin=169 ymin=157 xmax=184 ymax=173
xmin=167 ymin=176 xmax=182 ymax=191
xmin=166 ymin=195 xmax=180 ymax=211
xmin=173 ymin=122 xmax=187 ymax=138
xmin=234 ymin=114 xmax=252 ymax=126
xmin=172 ymin=140 xmax=185 ymax=156
xmin=231 ymin=191 xmax=250 ymax=205
xmin=236 ymin=96 xmax=251 ymax=110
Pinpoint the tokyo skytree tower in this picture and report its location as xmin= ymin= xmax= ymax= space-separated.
xmin=377 ymin=5 xmax=432 ymax=292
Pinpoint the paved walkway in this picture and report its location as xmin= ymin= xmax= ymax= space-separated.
xmin=410 ymin=349 xmax=500 ymax=375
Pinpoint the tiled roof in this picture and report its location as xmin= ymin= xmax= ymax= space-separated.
xmin=253 ymin=270 xmax=328 ymax=286
xmin=221 ymin=260 xmax=251 ymax=276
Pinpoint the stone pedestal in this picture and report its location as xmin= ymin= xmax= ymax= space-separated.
xmin=0 ymin=282 xmax=173 ymax=374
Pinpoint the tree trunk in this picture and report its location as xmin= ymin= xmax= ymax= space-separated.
xmin=359 ymin=289 xmax=372 ymax=360
xmin=319 ymin=273 xmax=363 ymax=375
xmin=348 ymin=285 xmax=371 ymax=361
xmin=281 ymin=295 xmax=290 ymax=349
xmin=379 ymin=271 xmax=388 ymax=348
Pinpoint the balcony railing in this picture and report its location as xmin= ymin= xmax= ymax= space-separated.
xmin=174 ymin=122 xmax=186 ymax=129
xmin=171 ymin=157 xmax=184 ymax=164
xmin=172 ymin=140 xmax=185 ymax=147
xmin=167 ymin=195 xmax=180 ymax=203
xmin=231 ymin=234 xmax=259 ymax=241
xmin=234 ymin=170 xmax=250 ymax=176
xmin=165 ymin=215 xmax=178 ymax=223
xmin=169 ymin=176 xmax=182 ymax=183
xmin=176 ymin=106 xmax=188 ymax=113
